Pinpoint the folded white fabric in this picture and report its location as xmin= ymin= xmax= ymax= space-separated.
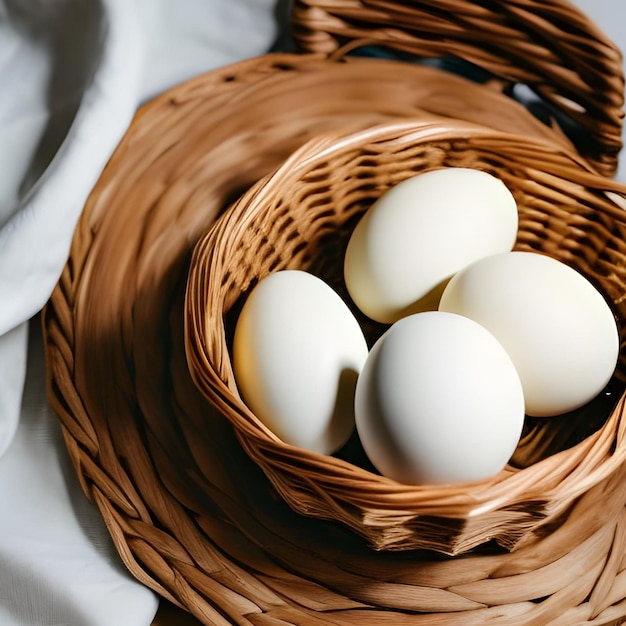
xmin=0 ymin=320 xmax=160 ymax=626
xmin=0 ymin=0 xmax=277 ymax=624
xmin=0 ymin=0 xmax=142 ymax=461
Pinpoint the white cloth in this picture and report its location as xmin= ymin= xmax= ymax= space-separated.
xmin=0 ymin=0 xmax=278 ymax=624
xmin=0 ymin=320 xmax=158 ymax=626
xmin=0 ymin=0 xmax=623 ymax=625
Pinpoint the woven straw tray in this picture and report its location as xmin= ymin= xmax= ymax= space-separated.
xmin=42 ymin=4 xmax=626 ymax=624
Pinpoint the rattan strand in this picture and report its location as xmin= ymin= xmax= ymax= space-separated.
xmin=43 ymin=49 xmax=626 ymax=624
xmin=291 ymin=0 xmax=625 ymax=178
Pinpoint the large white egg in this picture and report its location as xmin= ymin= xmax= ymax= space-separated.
xmin=439 ymin=251 xmax=620 ymax=417
xmin=343 ymin=167 xmax=518 ymax=323
xmin=354 ymin=311 xmax=525 ymax=485
xmin=233 ymin=269 xmax=369 ymax=454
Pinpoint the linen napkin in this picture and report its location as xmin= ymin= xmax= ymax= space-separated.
xmin=0 ymin=0 xmax=277 ymax=624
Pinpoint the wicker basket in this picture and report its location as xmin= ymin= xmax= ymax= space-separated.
xmin=42 ymin=1 xmax=626 ymax=624
xmin=185 ymin=115 xmax=626 ymax=554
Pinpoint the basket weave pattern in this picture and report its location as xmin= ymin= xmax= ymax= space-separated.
xmin=41 ymin=1 xmax=626 ymax=624
xmin=185 ymin=118 xmax=626 ymax=554
xmin=291 ymin=0 xmax=625 ymax=178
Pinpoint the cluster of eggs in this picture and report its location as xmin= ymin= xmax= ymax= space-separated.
xmin=232 ymin=168 xmax=620 ymax=486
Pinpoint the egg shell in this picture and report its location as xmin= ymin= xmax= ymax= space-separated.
xmin=354 ymin=311 xmax=526 ymax=485
xmin=343 ymin=167 xmax=518 ymax=324
xmin=233 ymin=269 xmax=369 ymax=455
xmin=439 ymin=251 xmax=620 ymax=417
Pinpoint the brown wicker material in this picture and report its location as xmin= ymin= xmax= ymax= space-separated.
xmin=185 ymin=116 xmax=626 ymax=555
xmin=291 ymin=0 xmax=625 ymax=179
xmin=41 ymin=4 xmax=626 ymax=626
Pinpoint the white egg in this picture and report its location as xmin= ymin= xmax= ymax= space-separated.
xmin=354 ymin=311 xmax=525 ymax=485
xmin=343 ymin=167 xmax=518 ymax=323
xmin=439 ymin=251 xmax=620 ymax=417
xmin=233 ymin=269 xmax=369 ymax=454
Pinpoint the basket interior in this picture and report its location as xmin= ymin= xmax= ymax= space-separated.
xmin=215 ymin=123 xmax=626 ymax=390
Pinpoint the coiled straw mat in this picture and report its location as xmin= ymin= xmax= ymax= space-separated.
xmin=43 ymin=1 xmax=626 ymax=625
